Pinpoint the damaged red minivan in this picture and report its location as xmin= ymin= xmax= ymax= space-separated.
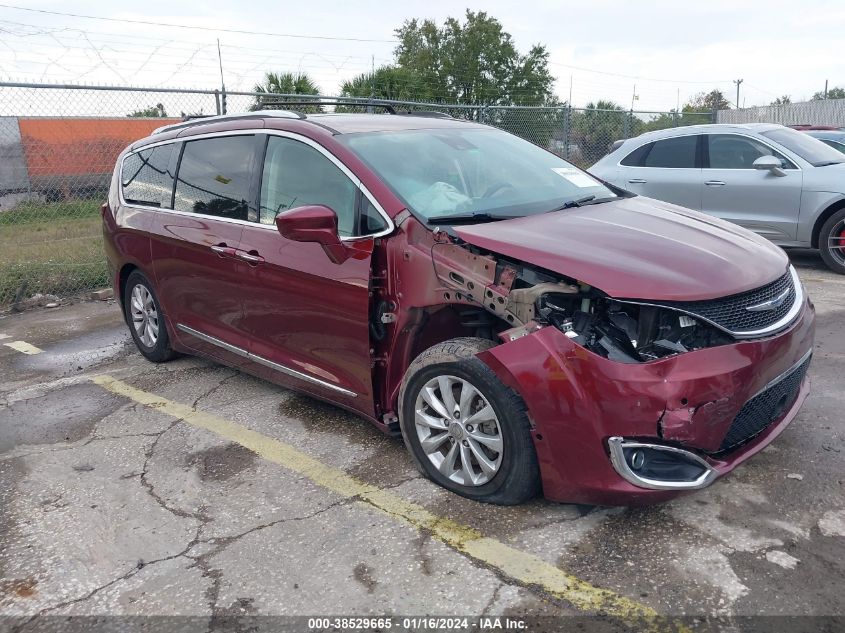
xmin=103 ymin=108 xmax=814 ymax=505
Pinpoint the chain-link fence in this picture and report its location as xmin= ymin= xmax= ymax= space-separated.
xmin=717 ymin=98 xmax=845 ymax=127
xmin=0 ymin=81 xmax=712 ymax=307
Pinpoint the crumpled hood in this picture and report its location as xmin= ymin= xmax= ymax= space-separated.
xmin=453 ymin=196 xmax=789 ymax=302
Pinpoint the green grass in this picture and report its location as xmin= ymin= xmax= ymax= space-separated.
xmin=0 ymin=200 xmax=108 ymax=306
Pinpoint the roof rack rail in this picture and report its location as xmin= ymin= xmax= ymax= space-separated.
xmin=395 ymin=109 xmax=454 ymax=119
xmin=152 ymin=110 xmax=304 ymax=135
xmin=258 ymin=100 xmax=396 ymax=114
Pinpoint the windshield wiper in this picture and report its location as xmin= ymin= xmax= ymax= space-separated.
xmin=555 ymin=195 xmax=595 ymax=210
xmin=426 ymin=212 xmax=516 ymax=225
xmin=550 ymin=195 xmax=619 ymax=212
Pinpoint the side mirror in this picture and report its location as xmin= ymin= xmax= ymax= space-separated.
xmin=275 ymin=205 xmax=349 ymax=264
xmin=752 ymin=155 xmax=786 ymax=177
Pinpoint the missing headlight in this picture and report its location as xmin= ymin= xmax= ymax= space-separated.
xmin=537 ymin=294 xmax=733 ymax=363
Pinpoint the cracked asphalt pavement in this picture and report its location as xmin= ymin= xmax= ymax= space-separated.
xmin=0 ymin=249 xmax=843 ymax=630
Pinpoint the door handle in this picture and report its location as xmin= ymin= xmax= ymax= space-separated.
xmin=705 ymin=180 xmax=726 ymax=186
xmin=627 ymin=178 xmax=647 ymax=184
xmin=210 ymin=244 xmax=237 ymax=257
xmin=236 ymin=250 xmax=265 ymax=265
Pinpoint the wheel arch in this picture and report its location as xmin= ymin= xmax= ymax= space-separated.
xmin=117 ymin=263 xmax=139 ymax=317
xmin=381 ymin=304 xmax=509 ymax=421
xmin=811 ymin=198 xmax=845 ymax=248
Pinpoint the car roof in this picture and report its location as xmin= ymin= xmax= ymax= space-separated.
xmin=152 ymin=110 xmax=481 ymax=137
xmin=305 ymin=113 xmax=481 ymax=134
xmin=621 ymin=122 xmax=785 ymax=145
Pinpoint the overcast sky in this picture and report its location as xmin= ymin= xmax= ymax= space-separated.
xmin=0 ymin=0 xmax=842 ymax=112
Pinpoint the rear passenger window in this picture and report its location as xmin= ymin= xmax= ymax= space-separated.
xmin=122 ymin=144 xmax=175 ymax=208
xmin=643 ymin=136 xmax=698 ymax=168
xmin=620 ymin=142 xmax=653 ymax=166
xmin=174 ymin=136 xmax=254 ymax=220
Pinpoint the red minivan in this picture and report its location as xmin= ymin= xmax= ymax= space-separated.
xmin=103 ymin=108 xmax=814 ymax=505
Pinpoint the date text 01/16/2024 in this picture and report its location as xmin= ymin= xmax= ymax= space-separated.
xmin=306 ymin=617 xmax=527 ymax=630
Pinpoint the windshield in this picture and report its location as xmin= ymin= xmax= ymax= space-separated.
xmin=760 ymin=127 xmax=845 ymax=166
xmin=339 ymin=127 xmax=617 ymax=221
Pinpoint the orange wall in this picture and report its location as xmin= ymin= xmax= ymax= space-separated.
xmin=17 ymin=118 xmax=178 ymax=178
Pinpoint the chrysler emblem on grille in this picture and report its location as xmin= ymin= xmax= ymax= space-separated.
xmin=745 ymin=288 xmax=791 ymax=312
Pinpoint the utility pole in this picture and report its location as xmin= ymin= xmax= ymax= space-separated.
xmin=733 ymin=78 xmax=743 ymax=109
xmin=217 ymin=38 xmax=226 ymax=114
xmin=368 ymin=54 xmax=375 ymax=113
xmin=824 ymin=79 xmax=829 ymax=99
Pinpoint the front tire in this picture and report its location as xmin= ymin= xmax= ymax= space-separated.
xmin=123 ymin=271 xmax=177 ymax=363
xmin=398 ymin=338 xmax=540 ymax=505
xmin=819 ymin=208 xmax=845 ymax=274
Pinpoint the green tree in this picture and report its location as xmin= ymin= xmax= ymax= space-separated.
xmin=251 ymin=71 xmax=323 ymax=112
xmin=771 ymin=95 xmax=792 ymax=105
xmin=128 ymin=103 xmax=166 ymax=117
xmin=813 ymin=86 xmax=845 ymax=100
xmin=685 ymin=89 xmax=731 ymax=111
xmin=641 ymin=110 xmax=682 ymax=132
xmin=394 ymin=10 xmax=554 ymax=106
xmin=340 ymin=65 xmax=428 ymax=102
xmin=570 ymin=100 xmax=628 ymax=166
xmin=492 ymin=97 xmax=566 ymax=149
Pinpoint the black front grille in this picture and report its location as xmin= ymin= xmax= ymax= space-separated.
xmin=662 ymin=271 xmax=795 ymax=334
xmin=714 ymin=354 xmax=811 ymax=455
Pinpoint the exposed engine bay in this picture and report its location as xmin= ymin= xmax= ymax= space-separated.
xmin=536 ymin=292 xmax=733 ymax=363
xmin=430 ymin=237 xmax=734 ymax=363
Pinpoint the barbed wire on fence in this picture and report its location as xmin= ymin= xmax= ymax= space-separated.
xmin=0 ymin=81 xmax=713 ymax=307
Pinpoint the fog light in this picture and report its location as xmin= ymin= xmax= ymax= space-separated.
xmin=629 ymin=449 xmax=645 ymax=470
xmin=608 ymin=437 xmax=717 ymax=491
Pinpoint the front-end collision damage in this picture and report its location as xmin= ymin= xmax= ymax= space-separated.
xmin=657 ymin=396 xmax=735 ymax=444
xmin=376 ymin=217 xmax=813 ymax=503
xmin=428 ymin=229 xmax=736 ymax=365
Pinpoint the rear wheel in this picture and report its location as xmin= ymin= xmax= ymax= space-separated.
xmin=819 ymin=208 xmax=845 ymax=274
xmin=123 ymin=271 xmax=177 ymax=363
xmin=398 ymin=338 xmax=540 ymax=505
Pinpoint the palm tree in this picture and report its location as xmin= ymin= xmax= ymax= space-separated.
xmin=251 ymin=72 xmax=323 ymax=113
xmin=340 ymin=66 xmax=424 ymax=102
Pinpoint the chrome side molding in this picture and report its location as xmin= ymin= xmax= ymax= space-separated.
xmin=176 ymin=323 xmax=357 ymax=398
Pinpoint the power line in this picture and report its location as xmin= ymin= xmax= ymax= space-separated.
xmin=0 ymin=18 xmax=394 ymax=62
xmin=547 ymin=60 xmax=732 ymax=85
xmin=0 ymin=4 xmax=398 ymax=43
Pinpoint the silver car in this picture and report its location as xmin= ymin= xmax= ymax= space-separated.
xmin=589 ymin=123 xmax=845 ymax=273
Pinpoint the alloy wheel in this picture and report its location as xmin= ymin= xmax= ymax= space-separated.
xmin=130 ymin=283 xmax=159 ymax=348
xmin=414 ymin=374 xmax=504 ymax=486
xmin=830 ymin=220 xmax=845 ymax=265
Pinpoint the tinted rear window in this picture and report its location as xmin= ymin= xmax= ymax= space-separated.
xmin=121 ymin=144 xmax=175 ymax=208
xmin=643 ymin=135 xmax=698 ymax=168
xmin=620 ymin=142 xmax=653 ymax=166
xmin=174 ymin=135 xmax=255 ymax=220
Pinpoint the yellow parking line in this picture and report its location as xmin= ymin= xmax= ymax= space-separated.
xmin=4 ymin=340 xmax=43 ymax=355
xmin=92 ymin=374 xmax=686 ymax=632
